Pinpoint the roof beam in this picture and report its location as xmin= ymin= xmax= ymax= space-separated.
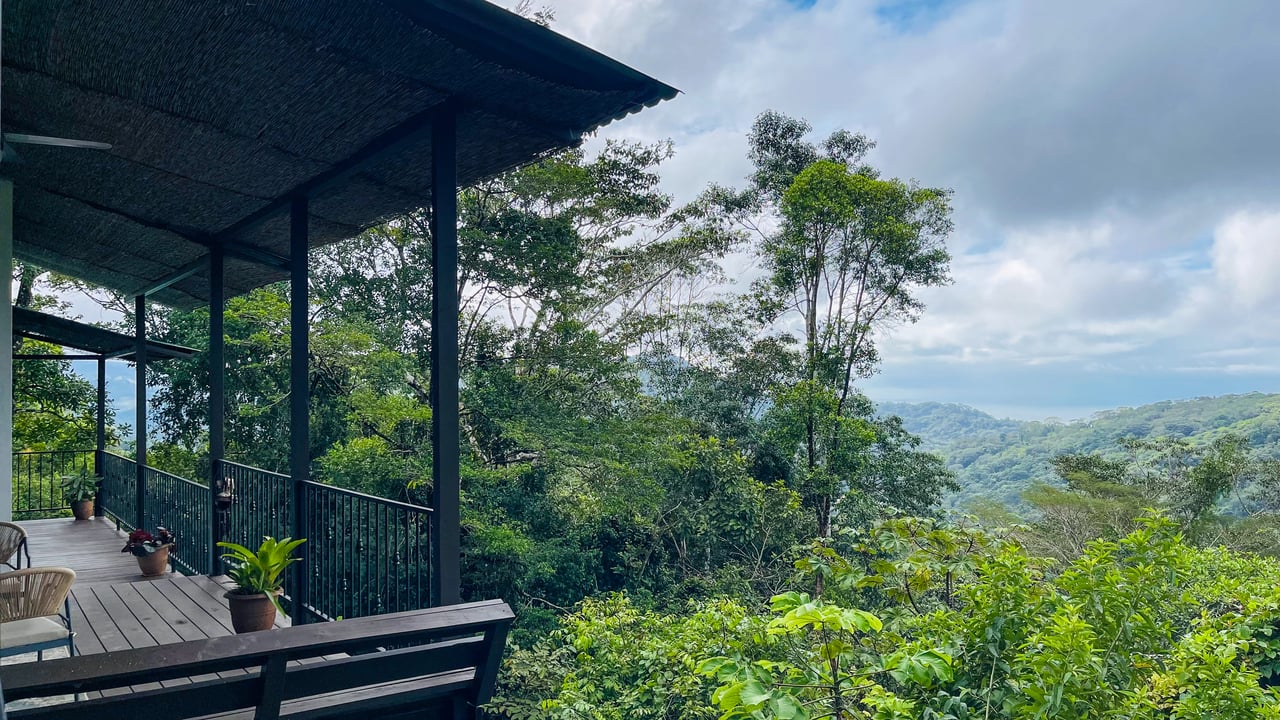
xmin=14 ymin=307 xmax=197 ymax=359
xmin=14 ymin=353 xmax=102 ymax=361
xmin=210 ymin=102 xmax=456 ymax=245
xmin=222 ymin=241 xmax=290 ymax=271
xmin=128 ymin=235 xmax=291 ymax=299
xmin=40 ymin=186 xmax=289 ymax=279
xmin=128 ymin=255 xmax=207 ymax=299
xmin=36 ymin=187 xmax=211 ymax=243
xmin=184 ymin=238 xmax=290 ymax=272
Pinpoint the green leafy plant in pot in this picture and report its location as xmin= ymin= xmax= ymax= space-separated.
xmin=59 ymin=471 xmax=99 ymax=521
xmin=218 ymin=537 xmax=306 ymax=634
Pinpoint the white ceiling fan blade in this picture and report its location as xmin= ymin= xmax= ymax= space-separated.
xmin=3 ymin=133 xmax=112 ymax=150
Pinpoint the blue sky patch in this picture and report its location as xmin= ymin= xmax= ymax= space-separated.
xmin=875 ymin=0 xmax=965 ymax=32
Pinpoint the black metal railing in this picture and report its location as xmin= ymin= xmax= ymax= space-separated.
xmin=26 ymin=450 xmax=435 ymax=622
xmin=303 ymin=481 xmax=434 ymax=621
xmin=100 ymin=452 xmax=139 ymax=530
xmin=142 ymin=465 xmax=210 ymax=576
xmin=216 ymin=460 xmax=291 ymax=572
xmin=11 ymin=450 xmax=95 ymax=520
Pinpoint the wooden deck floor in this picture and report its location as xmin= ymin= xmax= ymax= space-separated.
xmin=70 ymin=575 xmax=288 ymax=657
xmin=3 ymin=575 xmax=290 ymax=709
xmin=5 ymin=517 xmax=286 ymax=670
xmin=18 ymin=517 xmax=170 ymax=584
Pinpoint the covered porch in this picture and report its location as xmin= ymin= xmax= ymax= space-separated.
xmin=10 ymin=519 xmax=289 ymax=664
xmin=0 ymin=0 xmax=674 ymax=716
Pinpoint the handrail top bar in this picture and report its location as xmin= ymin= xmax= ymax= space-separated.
xmin=141 ymin=461 xmax=208 ymax=484
xmin=303 ymin=479 xmax=434 ymax=514
xmin=103 ymin=450 xmax=432 ymax=512
xmin=12 ymin=449 xmax=95 ymax=456
xmin=0 ymin=600 xmax=512 ymax=696
xmin=217 ymin=458 xmax=290 ymax=481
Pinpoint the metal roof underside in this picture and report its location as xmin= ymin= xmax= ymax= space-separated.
xmin=14 ymin=307 xmax=197 ymax=361
xmin=2 ymin=0 xmax=678 ymax=309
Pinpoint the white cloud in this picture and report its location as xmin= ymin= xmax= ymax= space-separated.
xmin=1211 ymin=210 xmax=1280 ymax=310
xmin=879 ymin=218 xmax=1186 ymax=364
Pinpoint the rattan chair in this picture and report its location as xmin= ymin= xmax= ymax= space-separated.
xmin=0 ymin=523 xmax=28 ymax=571
xmin=0 ymin=567 xmax=76 ymax=660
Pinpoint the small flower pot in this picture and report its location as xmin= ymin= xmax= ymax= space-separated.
xmin=225 ymin=590 xmax=281 ymax=634
xmin=136 ymin=544 xmax=173 ymax=577
xmin=71 ymin=499 xmax=94 ymax=521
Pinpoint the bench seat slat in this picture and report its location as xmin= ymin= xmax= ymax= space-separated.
xmin=276 ymin=636 xmax=486 ymax=702
xmin=2 ymin=602 xmax=513 ymax=720
xmin=197 ymin=669 xmax=476 ymax=720
xmin=1 ymin=600 xmax=513 ymax=700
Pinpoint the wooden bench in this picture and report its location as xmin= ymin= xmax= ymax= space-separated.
xmin=0 ymin=599 xmax=513 ymax=720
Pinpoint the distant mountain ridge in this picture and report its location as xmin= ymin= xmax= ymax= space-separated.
xmin=879 ymin=393 xmax=1280 ymax=507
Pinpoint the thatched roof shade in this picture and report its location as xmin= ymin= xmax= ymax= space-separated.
xmin=14 ymin=307 xmax=196 ymax=361
xmin=2 ymin=0 xmax=677 ymax=309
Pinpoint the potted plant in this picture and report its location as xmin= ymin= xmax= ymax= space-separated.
xmin=122 ymin=527 xmax=176 ymax=577
xmin=217 ymin=536 xmax=306 ymax=634
xmin=59 ymin=471 xmax=99 ymax=521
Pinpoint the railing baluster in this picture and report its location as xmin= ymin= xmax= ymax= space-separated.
xmin=10 ymin=450 xmax=101 ymax=520
xmin=348 ymin=493 xmax=355 ymax=619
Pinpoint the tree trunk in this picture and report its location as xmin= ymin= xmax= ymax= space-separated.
xmin=13 ymin=264 xmax=36 ymax=352
xmin=817 ymin=496 xmax=831 ymax=538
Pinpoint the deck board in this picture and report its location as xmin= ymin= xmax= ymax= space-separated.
xmin=17 ymin=517 xmax=175 ymax=584
xmin=112 ymin=583 xmax=186 ymax=646
xmin=65 ymin=593 xmax=105 ymax=656
xmin=70 ymin=585 xmax=131 ymax=653
xmin=130 ymin=581 xmax=212 ymax=642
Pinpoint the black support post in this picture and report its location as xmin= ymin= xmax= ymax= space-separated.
xmin=134 ymin=295 xmax=147 ymax=531
xmin=209 ymin=247 xmax=226 ymax=574
xmin=95 ymin=356 xmax=106 ymax=517
xmin=289 ymin=196 xmax=311 ymax=623
xmin=430 ymin=111 xmax=461 ymax=607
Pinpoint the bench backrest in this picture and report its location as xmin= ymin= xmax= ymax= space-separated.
xmin=0 ymin=599 xmax=513 ymax=720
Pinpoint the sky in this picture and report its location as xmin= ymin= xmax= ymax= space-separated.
xmin=488 ymin=0 xmax=1280 ymax=420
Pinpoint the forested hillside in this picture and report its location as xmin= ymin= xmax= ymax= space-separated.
xmin=881 ymin=393 xmax=1280 ymax=507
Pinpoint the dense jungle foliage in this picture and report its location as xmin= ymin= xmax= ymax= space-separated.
xmin=492 ymin=516 xmax=1280 ymax=719
xmin=17 ymin=111 xmax=1280 ymax=716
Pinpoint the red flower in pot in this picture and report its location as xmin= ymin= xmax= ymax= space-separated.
xmin=122 ymin=527 xmax=176 ymax=577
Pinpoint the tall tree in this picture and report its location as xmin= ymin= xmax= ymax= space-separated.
xmin=734 ymin=112 xmax=955 ymax=537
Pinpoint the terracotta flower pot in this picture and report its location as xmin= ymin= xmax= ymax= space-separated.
xmin=71 ymin=499 xmax=94 ymax=521
xmin=136 ymin=544 xmax=172 ymax=577
xmin=225 ymin=590 xmax=280 ymax=634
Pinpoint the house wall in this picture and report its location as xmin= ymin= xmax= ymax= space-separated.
xmin=1 ymin=179 xmax=12 ymax=522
